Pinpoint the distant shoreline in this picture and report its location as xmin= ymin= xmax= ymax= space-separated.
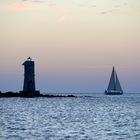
xmin=0 ymin=92 xmax=76 ymax=98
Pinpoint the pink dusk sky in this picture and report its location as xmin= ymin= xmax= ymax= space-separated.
xmin=0 ymin=0 xmax=140 ymax=93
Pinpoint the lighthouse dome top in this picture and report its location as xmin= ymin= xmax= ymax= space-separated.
xmin=27 ymin=57 xmax=32 ymax=61
xmin=23 ymin=57 xmax=34 ymax=65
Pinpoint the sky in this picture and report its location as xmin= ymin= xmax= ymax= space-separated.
xmin=0 ymin=0 xmax=140 ymax=93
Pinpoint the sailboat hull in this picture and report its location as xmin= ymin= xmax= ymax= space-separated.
xmin=105 ymin=90 xmax=123 ymax=95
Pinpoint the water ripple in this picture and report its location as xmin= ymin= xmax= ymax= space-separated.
xmin=0 ymin=95 xmax=140 ymax=140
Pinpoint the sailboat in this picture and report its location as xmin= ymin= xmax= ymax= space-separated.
xmin=105 ymin=66 xmax=123 ymax=95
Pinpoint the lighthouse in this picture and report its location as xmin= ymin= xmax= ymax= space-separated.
xmin=20 ymin=57 xmax=40 ymax=97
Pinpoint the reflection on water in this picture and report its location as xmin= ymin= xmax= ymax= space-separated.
xmin=0 ymin=94 xmax=140 ymax=140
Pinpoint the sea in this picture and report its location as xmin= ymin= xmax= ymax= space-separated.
xmin=0 ymin=93 xmax=140 ymax=140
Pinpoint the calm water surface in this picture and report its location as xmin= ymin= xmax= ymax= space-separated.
xmin=0 ymin=93 xmax=140 ymax=140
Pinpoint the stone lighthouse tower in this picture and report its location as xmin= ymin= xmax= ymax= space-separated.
xmin=20 ymin=57 xmax=40 ymax=97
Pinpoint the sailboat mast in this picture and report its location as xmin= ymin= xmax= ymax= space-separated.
xmin=114 ymin=67 xmax=117 ymax=90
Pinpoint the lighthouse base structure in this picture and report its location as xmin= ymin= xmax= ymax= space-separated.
xmin=19 ymin=90 xmax=40 ymax=97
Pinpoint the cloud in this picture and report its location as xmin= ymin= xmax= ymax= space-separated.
xmin=100 ymin=8 xmax=117 ymax=15
xmin=22 ymin=0 xmax=56 ymax=6
xmin=57 ymin=16 xmax=65 ymax=23
xmin=100 ymin=11 xmax=108 ymax=15
xmin=0 ymin=2 xmax=48 ymax=11
xmin=22 ymin=0 xmax=44 ymax=2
